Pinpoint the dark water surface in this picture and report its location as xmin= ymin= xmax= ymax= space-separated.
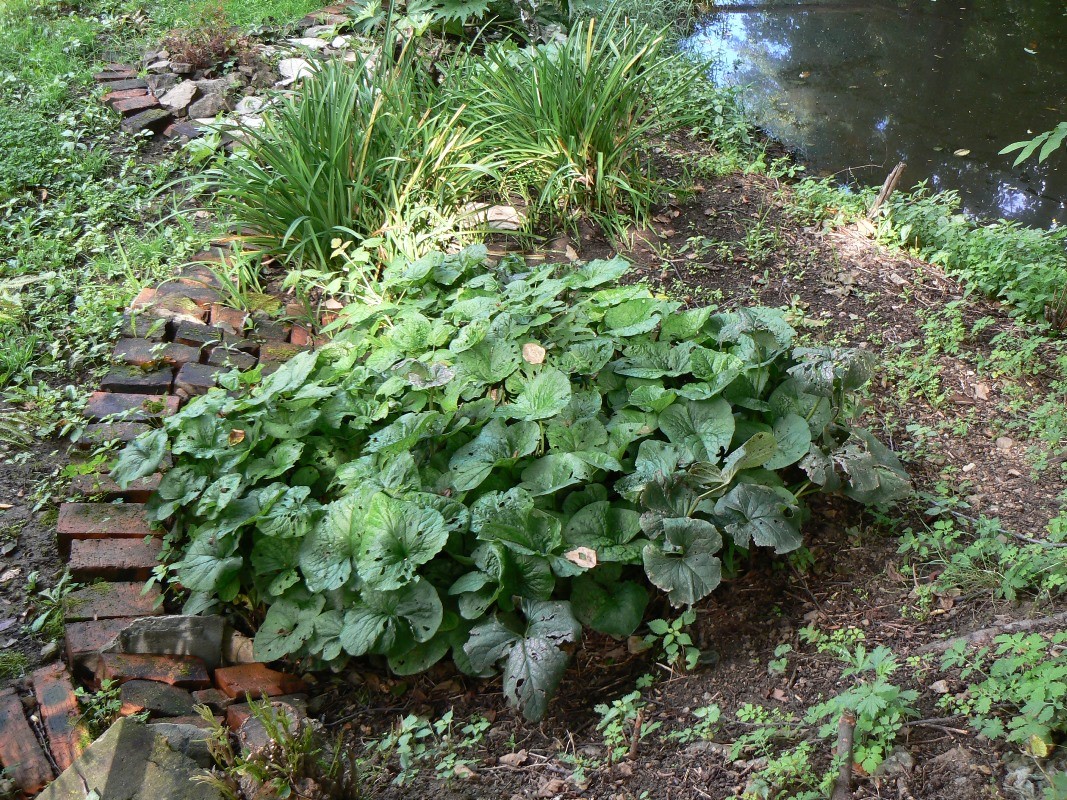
xmin=684 ymin=0 xmax=1067 ymax=227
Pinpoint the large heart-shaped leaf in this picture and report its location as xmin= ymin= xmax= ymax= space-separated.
xmin=112 ymin=428 xmax=168 ymax=487
xmin=299 ymin=490 xmax=375 ymax=593
xmin=253 ymin=595 xmax=324 ymax=661
xmin=357 ymin=495 xmax=449 ymax=590
xmin=764 ymin=413 xmax=812 ymax=470
xmin=340 ymin=578 xmax=443 ymax=657
xmin=714 ymin=483 xmax=802 ymax=554
xmin=659 ymin=398 xmax=735 ymax=462
xmin=563 ymin=501 xmax=645 ymax=563
xmin=571 ymin=576 xmax=648 ymax=637
xmin=449 ymin=418 xmax=540 ymax=491
xmin=641 ymin=517 xmax=723 ymax=607
xmin=505 ymin=368 xmax=572 ymax=421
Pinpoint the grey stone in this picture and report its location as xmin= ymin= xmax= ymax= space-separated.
xmin=187 ymin=93 xmax=230 ymax=118
xmin=121 ymin=108 xmax=172 ymax=136
xmin=103 ymin=615 xmax=225 ymax=669
xmin=159 ymin=80 xmax=199 ymax=112
xmin=234 ymin=95 xmax=266 ymax=115
xmin=120 ymin=680 xmax=196 ymax=717
xmin=146 ymin=73 xmax=181 ymax=95
xmin=171 ymin=61 xmax=194 ymax=74
xmin=277 ymin=57 xmax=315 ymax=85
xmin=148 ymin=722 xmax=214 ymax=768
xmin=37 ymin=717 xmax=224 ymax=800
xmin=222 ymin=629 xmax=256 ymax=664
xmin=146 ymin=60 xmax=171 ymax=73
xmin=331 ymin=35 xmax=352 ymax=49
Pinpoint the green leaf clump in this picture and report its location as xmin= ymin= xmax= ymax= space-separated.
xmin=116 ymin=246 xmax=909 ymax=720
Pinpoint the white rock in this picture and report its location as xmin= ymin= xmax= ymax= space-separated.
xmin=234 ymin=95 xmax=266 ymax=115
xmin=303 ymin=24 xmax=336 ymax=37
xmin=331 ymin=35 xmax=351 ymax=49
xmin=277 ymin=58 xmax=316 ymax=86
xmin=159 ymin=80 xmax=198 ymax=111
xmin=287 ymin=37 xmax=329 ymax=50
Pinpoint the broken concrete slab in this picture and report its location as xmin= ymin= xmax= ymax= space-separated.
xmin=103 ymin=614 xmax=225 ymax=670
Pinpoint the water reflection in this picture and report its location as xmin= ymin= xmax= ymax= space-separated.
xmin=684 ymin=0 xmax=1067 ymax=227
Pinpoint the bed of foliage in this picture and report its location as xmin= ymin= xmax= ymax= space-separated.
xmin=114 ymin=248 xmax=909 ymax=720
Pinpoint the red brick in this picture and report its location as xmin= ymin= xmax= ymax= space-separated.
xmin=57 ymin=503 xmax=158 ymax=556
xmin=95 ymin=68 xmax=137 ymax=81
xmin=70 ymin=471 xmax=162 ymax=503
xmin=103 ymin=87 xmax=149 ymax=107
xmin=131 ymin=288 xmax=207 ymax=321
xmin=112 ymin=94 xmax=160 ymax=116
xmin=225 ymin=694 xmax=307 ymax=730
xmin=119 ymin=312 xmax=169 ymax=340
xmin=0 ymin=690 xmax=52 ymax=793
xmin=32 ymin=663 xmax=87 ymax=771
xmin=76 ymin=422 xmax=151 ymax=448
xmin=113 ymin=338 xmax=199 ymax=368
xmin=96 ymin=653 xmax=211 ymax=690
xmin=100 ymin=365 xmax=174 ymax=395
xmin=290 ymin=323 xmax=313 ymax=346
xmin=83 ymin=391 xmax=180 ymax=422
xmin=173 ymin=320 xmax=227 ymax=349
xmin=65 ymin=618 xmax=135 ymax=665
xmin=214 ymin=663 xmax=307 ymax=700
xmin=207 ymin=347 xmax=257 ymax=371
xmin=174 ymin=362 xmax=224 ymax=398
xmin=69 ymin=538 xmax=163 ymax=581
xmin=209 ymin=304 xmax=249 ymax=332
xmin=64 ymin=581 xmax=162 ymax=622
xmin=155 ymin=280 xmax=220 ymax=308
xmin=178 ymin=263 xmax=224 ymax=289
xmin=251 ymin=321 xmax=292 ymax=344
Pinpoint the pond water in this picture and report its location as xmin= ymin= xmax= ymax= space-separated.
xmin=684 ymin=0 xmax=1067 ymax=228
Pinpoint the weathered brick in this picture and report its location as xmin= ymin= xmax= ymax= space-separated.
xmin=251 ymin=320 xmax=292 ymax=344
xmin=97 ymin=653 xmax=211 ymax=689
xmin=64 ymin=581 xmax=162 ymax=622
xmin=69 ymin=538 xmax=163 ymax=581
xmin=155 ymin=280 xmax=221 ymax=308
xmin=214 ymin=663 xmax=307 ymax=700
xmin=102 ymin=87 xmax=149 ymax=107
xmin=113 ymin=338 xmax=199 ymax=368
xmin=174 ymin=362 xmax=224 ymax=397
xmin=191 ymin=688 xmax=233 ymax=712
xmin=130 ymin=288 xmax=207 ymax=322
xmin=95 ymin=68 xmax=137 ymax=81
xmin=65 ymin=618 xmax=135 ymax=665
xmin=177 ymin=263 xmax=224 ymax=289
xmin=76 ymin=422 xmax=151 ymax=449
xmin=84 ymin=391 xmax=180 ymax=422
xmin=70 ymin=471 xmax=161 ymax=503
xmin=120 ymin=680 xmax=196 ymax=717
xmin=208 ymin=304 xmax=249 ymax=332
xmin=101 ymin=77 xmax=149 ymax=91
xmin=118 ymin=313 xmax=168 ymax=340
xmin=100 ymin=365 xmax=174 ymax=395
xmin=258 ymin=341 xmax=305 ymax=364
xmin=32 ymin=663 xmax=87 ymax=771
xmin=0 ymin=689 xmax=53 ymax=793
xmin=225 ymin=694 xmax=308 ymax=730
xmin=173 ymin=320 xmax=227 ymax=349
xmin=121 ymin=107 xmax=172 ymax=136
xmin=290 ymin=323 xmax=313 ymax=346
xmin=112 ymin=94 xmax=160 ymax=116
xmin=57 ymin=502 xmax=155 ymax=537
xmin=207 ymin=346 xmax=257 ymax=371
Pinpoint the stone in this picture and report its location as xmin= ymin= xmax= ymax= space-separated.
xmin=0 ymin=689 xmax=53 ymax=794
xmin=171 ymin=61 xmax=194 ymax=74
xmin=35 ymin=717 xmax=225 ymax=800
xmin=104 ymin=615 xmax=225 ymax=670
xmin=214 ymin=663 xmax=307 ymax=700
xmin=95 ymin=68 xmax=137 ymax=81
xmin=287 ymin=36 xmax=329 ymax=50
xmin=234 ymin=95 xmax=266 ymax=115
xmin=226 ymin=694 xmax=307 ymax=730
xmin=96 ymin=653 xmax=212 ymax=690
xmin=68 ymin=538 xmax=164 ymax=582
xmin=222 ymin=630 xmax=256 ymax=664
xmin=146 ymin=722 xmax=214 ymax=767
xmin=165 ymin=120 xmax=205 ymax=140
xmin=302 ymin=24 xmax=337 ymax=37
xmin=191 ymin=688 xmax=232 ymax=712
xmin=331 ymin=35 xmax=351 ymax=49
xmin=64 ymin=581 xmax=163 ymax=622
xmin=71 ymin=471 xmax=162 ymax=503
xmin=174 ymin=362 xmax=224 ymax=397
xmin=146 ymin=60 xmax=171 ymax=73
xmin=236 ymin=701 xmax=307 ymax=754
xmin=121 ymin=107 xmax=173 ymax=135
xmin=130 ymin=288 xmax=207 ymax=323
xmin=159 ymin=80 xmax=199 ymax=112
xmin=146 ymin=73 xmax=181 ymax=95
xmin=206 ymin=346 xmax=257 ymax=371
xmin=277 ymin=58 xmax=315 ymax=85
xmin=84 ymin=391 xmax=180 ymax=422
xmin=100 ymin=366 xmax=173 ymax=395
xmin=120 ymin=681 xmax=196 ymax=717
xmin=187 ymin=93 xmax=230 ymax=118
xmin=103 ymin=88 xmax=149 ymax=108
xmin=32 ymin=664 xmax=87 ymax=771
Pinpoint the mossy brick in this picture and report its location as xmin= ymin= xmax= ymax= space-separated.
xmin=97 ymin=653 xmax=212 ymax=689
xmin=119 ymin=312 xmax=168 ymax=341
xmin=84 ymin=391 xmax=180 ymax=422
xmin=121 ymin=107 xmax=173 ymax=135
xmin=113 ymin=338 xmax=199 ymax=369
xmin=100 ymin=365 xmax=174 ymax=395
xmin=154 ymin=280 xmax=221 ymax=308
xmin=173 ymin=320 xmax=227 ymax=349
xmin=70 ymin=471 xmax=162 ymax=503
xmin=65 ymin=618 xmax=136 ymax=666
xmin=64 ymin=581 xmax=163 ymax=623
xmin=250 ymin=320 xmax=292 ymax=343
xmin=69 ymin=538 xmax=164 ymax=581
xmin=174 ymin=363 xmax=225 ymax=397
xmin=191 ymin=688 xmax=233 ymax=712
xmin=206 ymin=346 xmax=257 ymax=371
xmin=112 ymin=94 xmax=160 ymax=116
xmin=77 ymin=422 xmax=151 ymax=449
xmin=130 ymin=288 xmax=207 ymax=321
xmin=119 ymin=680 xmax=196 ymax=718
xmin=258 ymin=341 xmax=305 ymax=364
xmin=57 ymin=503 xmax=155 ymax=538
xmin=214 ymin=663 xmax=307 ymax=700
xmin=0 ymin=689 xmax=53 ymax=793
xmin=31 ymin=663 xmax=87 ymax=772
xmin=94 ymin=68 xmax=137 ymax=81
xmin=208 ymin=304 xmax=249 ymax=332
xmin=101 ymin=77 xmax=149 ymax=91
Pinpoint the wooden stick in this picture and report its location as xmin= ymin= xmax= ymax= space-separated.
xmin=830 ymin=710 xmax=856 ymax=800
xmin=627 ymin=708 xmax=645 ymax=761
xmin=917 ymin=610 xmax=1067 ymax=655
xmin=868 ymin=161 xmax=906 ymax=218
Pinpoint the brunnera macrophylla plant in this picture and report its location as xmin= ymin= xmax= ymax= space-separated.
xmin=114 ymin=246 xmax=909 ymax=721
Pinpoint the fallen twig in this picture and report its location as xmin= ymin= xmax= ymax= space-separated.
xmin=627 ymin=708 xmax=645 ymax=761
xmin=917 ymin=610 xmax=1067 ymax=654
xmin=830 ymin=710 xmax=856 ymax=800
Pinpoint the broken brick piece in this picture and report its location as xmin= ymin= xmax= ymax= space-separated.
xmin=103 ymin=87 xmax=149 ymax=107
xmin=214 ymin=663 xmax=307 ymax=700
xmin=177 ymin=263 xmax=224 ymax=289
xmin=70 ymin=471 xmax=162 ymax=503
xmin=290 ymin=324 xmax=313 ymax=347
xmin=64 ymin=581 xmax=162 ymax=622
xmin=32 ymin=663 xmax=87 ymax=771
xmin=251 ymin=320 xmax=292 ymax=344
xmin=83 ymin=391 xmax=180 ymax=422
xmin=154 ymin=280 xmax=221 ymax=308
xmin=100 ymin=365 xmax=174 ymax=395
xmin=113 ymin=338 xmax=199 ymax=368
xmin=120 ymin=680 xmax=196 ymax=717
xmin=112 ymin=94 xmax=160 ymax=116
xmin=208 ymin=304 xmax=249 ymax=332
xmin=258 ymin=341 xmax=305 ymax=364
xmin=65 ymin=618 xmax=136 ymax=665
xmin=69 ymin=538 xmax=163 ymax=581
xmin=191 ymin=688 xmax=233 ymax=712
xmin=96 ymin=653 xmax=211 ymax=689
xmin=76 ymin=422 xmax=151 ymax=448
xmin=173 ymin=320 xmax=227 ymax=349
xmin=174 ymin=362 xmax=224 ymax=397
xmin=0 ymin=689 xmax=53 ymax=793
